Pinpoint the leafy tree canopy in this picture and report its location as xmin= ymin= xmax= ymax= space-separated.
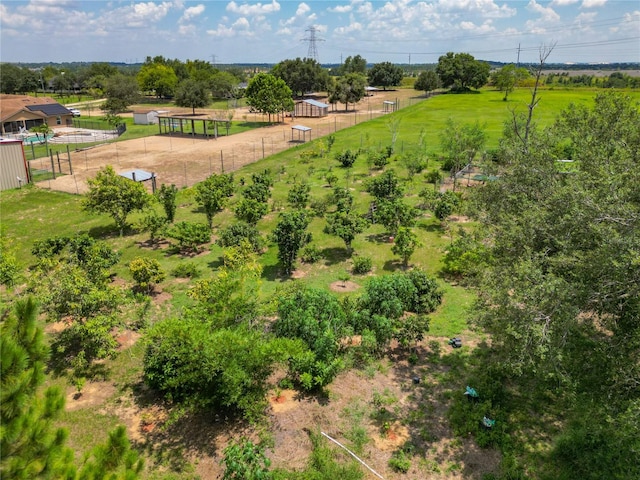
xmin=367 ymin=62 xmax=404 ymax=90
xmin=83 ymin=165 xmax=151 ymax=236
xmin=436 ymin=52 xmax=490 ymax=91
xmin=271 ymin=57 xmax=330 ymax=97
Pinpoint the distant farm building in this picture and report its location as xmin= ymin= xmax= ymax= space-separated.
xmin=0 ymin=138 xmax=29 ymax=191
xmin=133 ymin=109 xmax=168 ymax=125
xmin=294 ymin=99 xmax=329 ymax=118
xmin=0 ymin=94 xmax=74 ymax=134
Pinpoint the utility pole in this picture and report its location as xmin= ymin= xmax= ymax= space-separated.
xmin=516 ymin=44 xmax=521 ymax=67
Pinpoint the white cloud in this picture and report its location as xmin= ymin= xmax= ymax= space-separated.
xmin=328 ymin=5 xmax=352 ymax=13
xmin=296 ymin=3 xmax=311 ymax=16
xmin=581 ymin=0 xmax=607 ymax=8
xmin=181 ymin=4 xmax=205 ymax=22
xmin=526 ymin=0 xmax=561 ymax=23
xmin=437 ymin=0 xmax=516 ymax=19
xmin=551 ymin=0 xmax=579 ymax=6
xmin=226 ymin=0 xmax=280 ymax=16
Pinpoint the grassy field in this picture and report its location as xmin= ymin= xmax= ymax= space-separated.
xmin=2 ymin=86 xmax=638 ymax=479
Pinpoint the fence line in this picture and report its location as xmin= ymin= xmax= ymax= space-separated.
xmin=33 ymin=97 xmax=424 ymax=193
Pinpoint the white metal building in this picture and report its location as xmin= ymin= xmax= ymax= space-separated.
xmin=0 ymin=138 xmax=29 ymax=191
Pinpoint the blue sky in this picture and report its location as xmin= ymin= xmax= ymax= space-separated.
xmin=1 ymin=0 xmax=638 ymax=64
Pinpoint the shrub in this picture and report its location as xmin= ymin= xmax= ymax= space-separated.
xmin=217 ymin=222 xmax=264 ymax=253
xmin=352 ymin=256 xmax=372 ymax=275
xmin=300 ymin=244 xmax=322 ymax=264
xmin=309 ymin=197 xmax=330 ymax=217
xmin=139 ymin=210 xmax=167 ymax=242
xmin=325 ymin=172 xmax=338 ymax=187
xmin=336 ymin=149 xmax=357 ymax=168
xmin=165 ymin=221 xmax=211 ymax=252
xmin=171 ymin=262 xmax=201 ymax=278
xmin=129 ymin=257 xmax=165 ymax=293
xmin=235 ymin=198 xmax=269 ymax=225
xmin=388 ymin=449 xmax=411 ymax=473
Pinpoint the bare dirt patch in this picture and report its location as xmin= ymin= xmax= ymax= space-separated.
xmin=38 ymin=90 xmax=422 ymax=195
xmin=66 ymin=381 xmax=116 ymax=411
xmin=329 ymin=280 xmax=360 ymax=292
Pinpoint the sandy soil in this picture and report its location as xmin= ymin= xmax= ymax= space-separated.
xmin=36 ymin=90 xmax=421 ymax=195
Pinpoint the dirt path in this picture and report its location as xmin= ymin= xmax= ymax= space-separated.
xmin=35 ymin=90 xmax=422 ymax=194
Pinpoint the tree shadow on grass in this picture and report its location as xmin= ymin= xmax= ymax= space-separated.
xmin=416 ymin=222 xmax=442 ymax=233
xmin=383 ymin=259 xmax=403 ymax=272
xmin=86 ymin=224 xmax=122 ymax=240
xmin=365 ymin=233 xmax=392 ymax=244
xmin=320 ymin=247 xmax=351 ymax=266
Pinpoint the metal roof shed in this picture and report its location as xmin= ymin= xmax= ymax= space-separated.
xmin=294 ymin=99 xmax=329 ymax=118
xmin=291 ymin=125 xmax=311 ymax=143
xmin=119 ymin=169 xmax=157 ymax=192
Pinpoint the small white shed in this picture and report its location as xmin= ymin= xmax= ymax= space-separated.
xmin=0 ymin=138 xmax=29 ymax=191
xmin=133 ymin=109 xmax=167 ymax=125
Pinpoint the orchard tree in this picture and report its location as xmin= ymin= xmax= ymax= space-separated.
xmin=414 ymin=70 xmax=441 ymax=96
xmin=368 ymin=62 xmax=404 ymax=90
xmin=271 ymin=57 xmax=330 ymax=97
xmin=194 ymin=173 xmax=235 ymax=228
xmin=83 ymin=165 xmax=151 ymax=236
xmin=287 ymin=182 xmax=311 ymax=209
xmin=129 ymin=257 xmax=165 ymax=294
xmin=491 ymin=64 xmax=530 ymax=101
xmin=391 ymin=226 xmax=421 ymax=267
xmin=325 ymin=209 xmax=369 ymax=255
xmin=245 ymin=73 xmax=294 ymax=122
xmin=272 ymin=210 xmax=312 ymax=275
xmin=436 ymin=52 xmax=490 ymax=91
xmin=156 ymin=183 xmax=178 ymax=223
xmin=175 ymin=79 xmax=210 ymax=114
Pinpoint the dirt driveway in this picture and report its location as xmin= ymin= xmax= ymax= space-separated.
xmin=37 ymin=90 xmax=422 ymax=194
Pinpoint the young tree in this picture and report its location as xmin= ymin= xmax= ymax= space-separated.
xmin=368 ymin=62 xmax=404 ymax=90
xmin=194 ymin=173 xmax=235 ymax=228
xmin=245 ymin=73 xmax=294 ymax=122
xmin=156 ymin=183 xmax=178 ymax=223
xmin=491 ymin=64 xmax=530 ymax=101
xmin=83 ymin=166 xmax=151 ymax=236
xmin=325 ymin=209 xmax=369 ymax=256
xmin=221 ymin=438 xmax=272 ymax=480
xmin=174 ymin=79 xmax=210 ymax=114
xmin=129 ymin=257 xmax=165 ymax=294
xmin=272 ymin=210 xmax=312 ymax=275
xmin=287 ymin=182 xmax=311 ymax=209
xmin=436 ymin=52 xmax=490 ymax=91
xmin=391 ymin=227 xmax=421 ymax=267
xmin=414 ymin=70 xmax=441 ymax=96
xmin=439 ymin=119 xmax=487 ymax=191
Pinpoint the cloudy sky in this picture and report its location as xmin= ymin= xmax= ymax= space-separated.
xmin=1 ymin=0 xmax=638 ymax=64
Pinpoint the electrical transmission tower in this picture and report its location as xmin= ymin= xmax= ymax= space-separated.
xmin=302 ymin=26 xmax=324 ymax=62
